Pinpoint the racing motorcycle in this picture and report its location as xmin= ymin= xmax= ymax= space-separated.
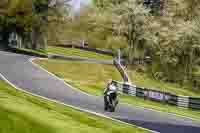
xmin=104 ymin=91 xmax=118 ymax=112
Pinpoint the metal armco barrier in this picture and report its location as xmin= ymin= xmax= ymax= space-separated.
xmin=136 ymin=87 xmax=145 ymax=97
xmin=189 ymin=97 xmax=200 ymax=110
xmin=178 ymin=96 xmax=189 ymax=108
xmin=167 ymin=94 xmax=178 ymax=105
xmin=123 ymin=83 xmax=136 ymax=96
xmin=112 ymin=80 xmax=200 ymax=110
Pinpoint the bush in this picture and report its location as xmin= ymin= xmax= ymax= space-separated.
xmin=87 ymin=36 xmax=107 ymax=49
xmin=106 ymin=36 xmax=127 ymax=50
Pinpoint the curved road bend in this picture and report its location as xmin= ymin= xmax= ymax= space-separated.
xmin=0 ymin=51 xmax=200 ymax=133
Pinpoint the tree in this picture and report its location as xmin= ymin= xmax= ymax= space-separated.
xmin=102 ymin=0 xmax=152 ymax=63
xmin=0 ymin=0 xmax=70 ymax=49
xmin=50 ymin=0 xmax=200 ymax=87
xmin=93 ymin=0 xmax=127 ymax=8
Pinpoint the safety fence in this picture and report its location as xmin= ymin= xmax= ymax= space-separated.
xmin=111 ymin=80 xmax=200 ymax=110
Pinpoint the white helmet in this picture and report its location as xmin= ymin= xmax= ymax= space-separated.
xmin=109 ymin=84 xmax=117 ymax=91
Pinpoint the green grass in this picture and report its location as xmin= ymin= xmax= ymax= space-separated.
xmin=34 ymin=59 xmax=121 ymax=95
xmin=0 ymin=80 xmax=149 ymax=133
xmin=34 ymin=59 xmax=200 ymax=121
xmin=48 ymin=46 xmax=113 ymax=60
xmin=127 ymin=68 xmax=200 ymax=97
xmin=120 ymin=95 xmax=200 ymax=120
xmin=12 ymin=48 xmax=48 ymax=57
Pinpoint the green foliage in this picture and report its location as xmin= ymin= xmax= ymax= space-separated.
xmin=4 ymin=0 xmax=33 ymax=33
xmin=98 ymin=0 xmax=200 ymax=85
xmin=109 ymin=0 xmax=152 ymax=62
xmin=47 ymin=7 xmax=127 ymax=50
xmin=145 ymin=2 xmax=200 ymax=83
xmin=0 ymin=0 xmax=68 ymax=50
xmin=106 ymin=36 xmax=127 ymax=50
xmin=47 ymin=0 xmax=200 ymax=87
xmin=93 ymin=0 xmax=128 ymax=8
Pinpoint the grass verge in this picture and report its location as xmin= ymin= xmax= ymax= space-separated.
xmin=48 ymin=46 xmax=113 ymax=60
xmin=34 ymin=59 xmax=121 ymax=95
xmin=9 ymin=48 xmax=48 ymax=57
xmin=34 ymin=59 xmax=200 ymax=121
xmin=0 ymin=80 xmax=149 ymax=133
xmin=127 ymin=68 xmax=200 ymax=97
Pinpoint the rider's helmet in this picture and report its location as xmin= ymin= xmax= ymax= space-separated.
xmin=109 ymin=84 xmax=117 ymax=91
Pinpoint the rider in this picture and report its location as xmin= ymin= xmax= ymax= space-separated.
xmin=104 ymin=80 xmax=118 ymax=111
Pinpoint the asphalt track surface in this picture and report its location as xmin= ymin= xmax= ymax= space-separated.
xmin=0 ymin=50 xmax=200 ymax=133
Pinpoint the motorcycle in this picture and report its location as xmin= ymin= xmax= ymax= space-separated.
xmin=104 ymin=91 xmax=118 ymax=112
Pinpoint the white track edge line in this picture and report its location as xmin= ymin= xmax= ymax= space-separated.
xmin=29 ymin=58 xmax=92 ymax=97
